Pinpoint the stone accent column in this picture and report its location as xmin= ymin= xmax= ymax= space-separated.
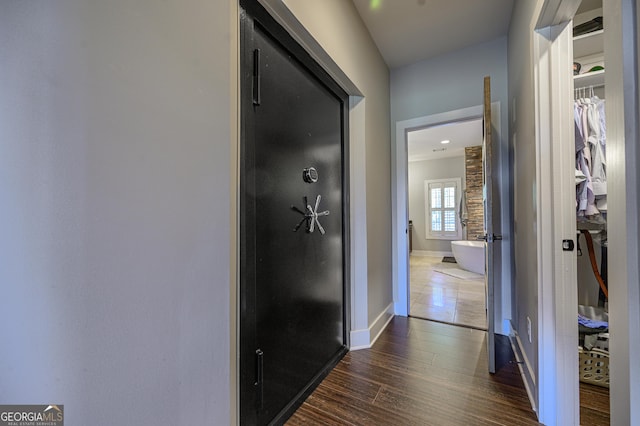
xmin=465 ymin=146 xmax=484 ymax=240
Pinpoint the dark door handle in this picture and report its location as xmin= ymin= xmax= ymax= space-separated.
xmin=477 ymin=234 xmax=503 ymax=242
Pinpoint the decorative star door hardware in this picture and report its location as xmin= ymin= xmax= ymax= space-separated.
xmin=291 ymin=195 xmax=330 ymax=234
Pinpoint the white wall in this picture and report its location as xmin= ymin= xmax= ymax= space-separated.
xmin=391 ymin=37 xmax=508 ymax=127
xmin=391 ymin=37 xmax=512 ymax=335
xmin=408 ymin=157 xmax=465 ymax=252
xmin=283 ymin=0 xmax=393 ymax=330
xmin=507 ymin=0 xmax=544 ymax=412
xmin=0 ymin=1 xmax=237 ymax=424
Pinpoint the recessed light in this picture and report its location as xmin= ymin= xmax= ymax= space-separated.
xmin=440 ymin=140 xmax=450 ymax=144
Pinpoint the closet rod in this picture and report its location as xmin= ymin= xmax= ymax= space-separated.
xmin=574 ymin=84 xmax=605 ymax=91
xmin=574 ymin=85 xmax=604 ymax=100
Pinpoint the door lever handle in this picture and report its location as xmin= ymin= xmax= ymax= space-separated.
xmin=477 ymin=234 xmax=502 ymax=242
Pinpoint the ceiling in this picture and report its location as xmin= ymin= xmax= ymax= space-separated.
xmin=351 ymin=0 xmax=514 ymax=69
xmin=408 ymin=119 xmax=482 ymax=162
xmin=349 ymin=0 xmax=510 ymax=160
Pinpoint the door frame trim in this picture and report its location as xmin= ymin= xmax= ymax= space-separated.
xmin=392 ymin=103 xmax=501 ymax=321
xmin=533 ymin=0 xmax=640 ymax=423
xmin=532 ymin=21 xmax=579 ymax=425
xmin=256 ymin=0 xmax=362 ymax=96
xmin=605 ymin=1 xmax=640 ymax=423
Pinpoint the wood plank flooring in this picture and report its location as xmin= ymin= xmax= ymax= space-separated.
xmin=287 ymin=316 xmax=611 ymax=425
xmin=287 ymin=317 xmax=539 ymax=425
xmin=580 ymin=381 xmax=610 ymax=425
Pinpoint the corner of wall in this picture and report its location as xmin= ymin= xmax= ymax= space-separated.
xmin=350 ymin=303 xmax=394 ymax=350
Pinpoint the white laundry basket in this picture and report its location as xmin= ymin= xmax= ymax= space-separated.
xmin=578 ymin=305 xmax=609 ymax=388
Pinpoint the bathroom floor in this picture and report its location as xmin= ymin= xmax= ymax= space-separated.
xmin=409 ymin=255 xmax=487 ymax=330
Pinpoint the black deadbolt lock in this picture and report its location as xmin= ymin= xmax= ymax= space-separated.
xmin=302 ymin=167 xmax=319 ymax=183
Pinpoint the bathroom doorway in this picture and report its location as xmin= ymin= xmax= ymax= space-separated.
xmin=406 ymin=118 xmax=487 ymax=330
xmin=393 ymin=91 xmax=506 ymax=373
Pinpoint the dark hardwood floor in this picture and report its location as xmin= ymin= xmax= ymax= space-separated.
xmin=580 ymin=381 xmax=610 ymax=426
xmin=287 ymin=316 xmax=539 ymax=425
xmin=287 ymin=316 xmax=611 ymax=425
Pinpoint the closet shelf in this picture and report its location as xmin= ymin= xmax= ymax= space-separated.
xmin=573 ymin=29 xmax=604 ymax=58
xmin=574 ymin=69 xmax=605 ymax=89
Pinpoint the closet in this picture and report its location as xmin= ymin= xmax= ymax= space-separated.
xmin=574 ymin=1 xmax=607 ymax=309
xmin=572 ymin=0 xmax=610 ymax=420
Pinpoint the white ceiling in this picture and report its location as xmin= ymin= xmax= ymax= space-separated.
xmin=349 ymin=0 xmax=511 ymax=160
xmin=408 ymin=118 xmax=482 ymax=162
xmin=351 ymin=0 xmax=514 ymax=68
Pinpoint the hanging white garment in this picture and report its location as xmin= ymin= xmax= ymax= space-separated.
xmin=574 ymin=86 xmax=608 ymax=222
xmin=575 ymin=99 xmax=599 ymax=217
xmin=590 ymin=97 xmax=607 ymax=212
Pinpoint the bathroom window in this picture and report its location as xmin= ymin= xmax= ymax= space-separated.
xmin=425 ymin=178 xmax=462 ymax=240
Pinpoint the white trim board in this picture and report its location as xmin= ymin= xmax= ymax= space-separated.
xmin=257 ymin=0 xmax=362 ymax=96
xmin=350 ymin=303 xmax=394 ymax=351
xmin=604 ymin=1 xmax=640 ymax=423
xmin=348 ymin=96 xmax=369 ymax=347
xmin=533 ymin=21 xmax=579 ymax=426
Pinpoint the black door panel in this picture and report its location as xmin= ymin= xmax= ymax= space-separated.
xmin=240 ymin=2 xmax=348 ymax=424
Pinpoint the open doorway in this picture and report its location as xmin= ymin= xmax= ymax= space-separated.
xmin=532 ymin=0 xmax=614 ymax=423
xmin=572 ymin=2 xmax=611 ymax=423
xmin=393 ymin=97 xmax=503 ymax=374
xmin=407 ymin=119 xmax=487 ymax=330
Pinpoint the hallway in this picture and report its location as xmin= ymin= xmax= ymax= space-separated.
xmin=287 ymin=317 xmax=539 ymax=425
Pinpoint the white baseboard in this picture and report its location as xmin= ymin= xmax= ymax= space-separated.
xmin=410 ymin=250 xmax=453 ymax=257
xmin=370 ymin=303 xmax=394 ymax=346
xmin=349 ymin=328 xmax=371 ymax=350
xmin=509 ymin=320 xmax=538 ymax=417
xmin=350 ymin=303 xmax=394 ymax=351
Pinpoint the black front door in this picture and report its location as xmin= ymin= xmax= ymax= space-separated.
xmin=239 ymin=2 xmax=348 ymax=424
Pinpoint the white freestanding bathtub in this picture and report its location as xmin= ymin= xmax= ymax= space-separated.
xmin=451 ymin=240 xmax=485 ymax=275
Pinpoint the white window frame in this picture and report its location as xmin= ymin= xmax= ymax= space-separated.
xmin=424 ymin=178 xmax=462 ymax=240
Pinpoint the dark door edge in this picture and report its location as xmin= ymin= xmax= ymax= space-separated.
xmin=267 ymin=345 xmax=349 ymax=426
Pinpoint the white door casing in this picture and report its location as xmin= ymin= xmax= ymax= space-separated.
xmin=392 ymin=101 xmax=504 ymax=349
xmin=533 ymin=21 xmax=579 ymax=426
